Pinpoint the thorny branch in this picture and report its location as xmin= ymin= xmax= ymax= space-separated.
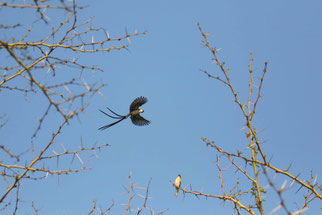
xmin=197 ymin=21 xmax=267 ymax=214
xmin=122 ymin=172 xmax=167 ymax=215
xmin=0 ymin=113 xmax=75 ymax=203
xmin=202 ymin=138 xmax=322 ymax=200
xmin=0 ymin=0 xmax=146 ymax=213
xmin=88 ymin=200 xmax=114 ymax=215
xmin=175 ymin=22 xmax=322 ymax=214
xmin=170 ymin=179 xmax=255 ymax=215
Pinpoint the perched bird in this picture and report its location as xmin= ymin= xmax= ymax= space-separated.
xmin=175 ymin=174 xmax=181 ymax=197
xmin=99 ymin=96 xmax=150 ymax=130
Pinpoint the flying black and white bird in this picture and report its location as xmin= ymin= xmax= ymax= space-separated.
xmin=99 ymin=96 xmax=150 ymax=130
xmin=175 ymin=174 xmax=181 ymax=197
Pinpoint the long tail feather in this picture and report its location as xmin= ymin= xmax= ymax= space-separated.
xmin=99 ymin=109 xmax=124 ymax=119
xmin=106 ymin=107 xmax=124 ymax=117
xmin=98 ymin=117 xmax=126 ymax=130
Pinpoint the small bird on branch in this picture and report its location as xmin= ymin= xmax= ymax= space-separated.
xmin=99 ymin=96 xmax=150 ymax=130
xmin=175 ymin=174 xmax=181 ymax=197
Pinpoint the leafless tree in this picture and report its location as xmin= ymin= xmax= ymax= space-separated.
xmin=171 ymin=22 xmax=321 ymax=215
xmin=0 ymin=1 xmax=156 ymax=214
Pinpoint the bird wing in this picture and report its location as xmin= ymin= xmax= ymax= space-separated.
xmin=129 ymin=96 xmax=148 ymax=112
xmin=130 ymin=114 xmax=150 ymax=126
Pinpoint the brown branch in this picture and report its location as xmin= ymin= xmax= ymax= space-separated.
xmin=40 ymin=143 xmax=110 ymax=160
xmin=217 ymin=156 xmax=226 ymax=196
xmin=137 ymin=177 xmax=152 ymax=214
xmin=0 ymin=112 xmax=75 ymax=203
xmin=0 ymin=41 xmax=47 ymax=87
xmin=32 ymin=201 xmax=40 ymax=215
xmin=197 ymin=22 xmax=268 ymax=166
xmin=202 ymin=139 xmax=322 ymax=200
xmin=13 ymin=182 xmax=20 ymax=215
xmin=122 ymin=172 xmax=166 ymax=215
xmin=0 ymin=42 xmax=69 ymax=121
xmin=0 ymin=3 xmax=81 ymax=10
xmin=0 ymin=145 xmax=20 ymax=162
xmin=250 ymin=62 xmax=267 ymax=121
xmin=263 ymin=167 xmax=291 ymax=215
xmin=88 ymin=200 xmax=114 ymax=215
xmin=0 ymin=163 xmax=89 ymax=175
xmin=171 ymin=180 xmax=256 ymax=215
xmin=124 ymin=172 xmax=134 ymax=215
xmin=6 ymin=31 xmax=146 ymax=52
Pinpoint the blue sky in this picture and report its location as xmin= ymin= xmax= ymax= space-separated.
xmin=1 ymin=0 xmax=321 ymax=214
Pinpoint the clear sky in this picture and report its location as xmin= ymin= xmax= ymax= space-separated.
xmin=1 ymin=0 xmax=321 ymax=214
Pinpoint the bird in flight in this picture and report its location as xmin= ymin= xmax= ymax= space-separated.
xmin=99 ymin=96 xmax=150 ymax=130
xmin=175 ymin=174 xmax=181 ymax=197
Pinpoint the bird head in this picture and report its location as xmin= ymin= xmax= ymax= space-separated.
xmin=139 ymin=109 xmax=144 ymax=113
